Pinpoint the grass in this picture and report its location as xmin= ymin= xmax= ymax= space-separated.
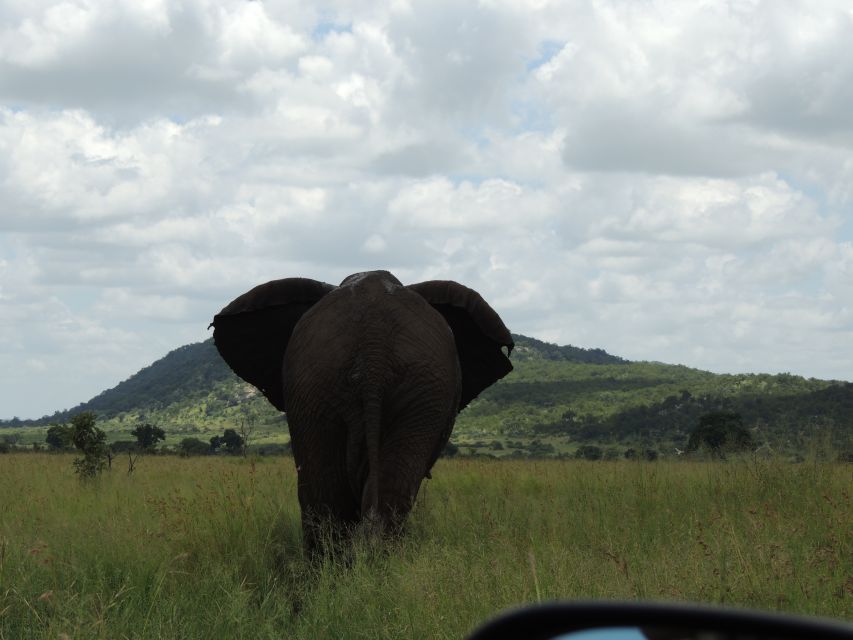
xmin=0 ymin=454 xmax=850 ymax=638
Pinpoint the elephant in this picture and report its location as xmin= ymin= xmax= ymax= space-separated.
xmin=211 ymin=270 xmax=513 ymax=553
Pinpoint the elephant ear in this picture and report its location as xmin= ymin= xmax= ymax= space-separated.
xmin=211 ymin=278 xmax=335 ymax=412
xmin=407 ymin=280 xmax=514 ymax=411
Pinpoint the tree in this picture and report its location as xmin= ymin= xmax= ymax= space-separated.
xmin=69 ymin=412 xmax=108 ymax=478
xmin=179 ymin=437 xmax=211 ymax=457
xmin=688 ymin=411 xmax=753 ymax=458
xmin=46 ymin=424 xmax=73 ymax=451
xmin=130 ymin=423 xmax=166 ymax=452
xmin=574 ymin=445 xmax=603 ymax=460
xmin=209 ymin=435 xmax=223 ymax=453
xmin=222 ymin=428 xmax=244 ymax=455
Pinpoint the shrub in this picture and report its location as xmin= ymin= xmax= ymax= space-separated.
xmin=179 ymin=437 xmax=212 ymax=457
xmin=222 ymin=429 xmax=244 ymax=455
xmin=46 ymin=424 xmax=73 ymax=451
xmin=130 ymin=423 xmax=166 ymax=452
xmin=688 ymin=411 xmax=753 ymax=458
xmin=69 ymin=412 xmax=108 ymax=479
xmin=574 ymin=445 xmax=603 ymax=461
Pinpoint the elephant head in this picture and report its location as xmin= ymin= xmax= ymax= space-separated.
xmin=211 ymin=270 xmax=513 ymax=551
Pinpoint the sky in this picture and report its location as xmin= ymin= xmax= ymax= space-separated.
xmin=1 ymin=0 xmax=852 ymax=419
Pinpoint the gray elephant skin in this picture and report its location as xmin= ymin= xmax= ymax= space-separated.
xmin=211 ymin=270 xmax=513 ymax=552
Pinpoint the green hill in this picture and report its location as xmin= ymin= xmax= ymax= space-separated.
xmin=3 ymin=335 xmax=850 ymax=458
xmin=510 ymin=334 xmax=627 ymax=364
xmin=44 ymin=340 xmax=235 ymax=421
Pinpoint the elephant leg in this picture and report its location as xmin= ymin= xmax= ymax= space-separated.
xmin=292 ymin=419 xmax=360 ymax=557
xmin=373 ymin=409 xmax=454 ymax=536
xmin=298 ymin=476 xmax=359 ymax=556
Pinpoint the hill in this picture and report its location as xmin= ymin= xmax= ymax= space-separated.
xmin=40 ymin=340 xmax=235 ymax=423
xmin=12 ymin=335 xmax=629 ymax=428
xmin=2 ymin=335 xmax=850 ymax=458
xmin=510 ymin=334 xmax=627 ymax=364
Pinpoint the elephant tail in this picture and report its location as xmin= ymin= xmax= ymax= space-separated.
xmin=360 ymin=385 xmax=382 ymax=522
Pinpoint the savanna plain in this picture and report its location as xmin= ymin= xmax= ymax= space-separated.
xmin=0 ymin=453 xmax=850 ymax=639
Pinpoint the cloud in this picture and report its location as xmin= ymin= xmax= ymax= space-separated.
xmin=387 ymin=177 xmax=556 ymax=230
xmin=0 ymin=108 xmax=220 ymax=231
xmin=533 ymin=1 xmax=853 ymax=175
xmin=383 ymin=0 xmax=535 ymax=127
xmin=594 ymin=173 xmax=833 ymax=248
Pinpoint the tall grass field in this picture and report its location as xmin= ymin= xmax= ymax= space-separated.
xmin=1 ymin=453 xmax=850 ymax=638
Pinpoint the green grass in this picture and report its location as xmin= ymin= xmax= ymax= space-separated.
xmin=0 ymin=454 xmax=850 ymax=638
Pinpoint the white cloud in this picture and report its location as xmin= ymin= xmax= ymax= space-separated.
xmin=216 ymin=2 xmax=307 ymax=69
xmin=0 ymin=108 xmax=219 ymax=230
xmin=387 ymin=177 xmax=555 ymax=230
xmin=533 ymin=1 xmax=853 ymax=175
xmin=596 ymin=173 xmax=832 ymax=248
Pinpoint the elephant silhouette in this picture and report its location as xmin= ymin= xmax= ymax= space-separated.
xmin=211 ymin=270 xmax=513 ymax=553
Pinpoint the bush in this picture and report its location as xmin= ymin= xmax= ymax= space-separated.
xmin=130 ymin=423 xmax=166 ymax=452
xmin=46 ymin=424 xmax=73 ymax=451
xmin=222 ymin=429 xmax=244 ymax=455
xmin=69 ymin=412 xmax=108 ymax=479
xmin=209 ymin=435 xmax=223 ymax=452
xmin=574 ymin=445 xmax=603 ymax=461
xmin=526 ymin=439 xmax=556 ymax=457
xmin=179 ymin=437 xmax=212 ymax=457
xmin=688 ymin=411 xmax=753 ymax=458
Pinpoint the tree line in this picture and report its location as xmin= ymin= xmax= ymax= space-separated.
xmin=41 ymin=411 xmax=256 ymax=479
xmin=529 ymin=384 xmax=853 ymax=452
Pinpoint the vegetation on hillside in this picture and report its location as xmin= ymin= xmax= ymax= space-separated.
xmin=458 ymin=357 xmax=850 ymax=458
xmin=510 ymin=333 xmax=627 ymax=364
xmin=1 ymin=336 xmax=850 ymax=459
xmin=28 ymin=340 xmax=235 ymax=424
